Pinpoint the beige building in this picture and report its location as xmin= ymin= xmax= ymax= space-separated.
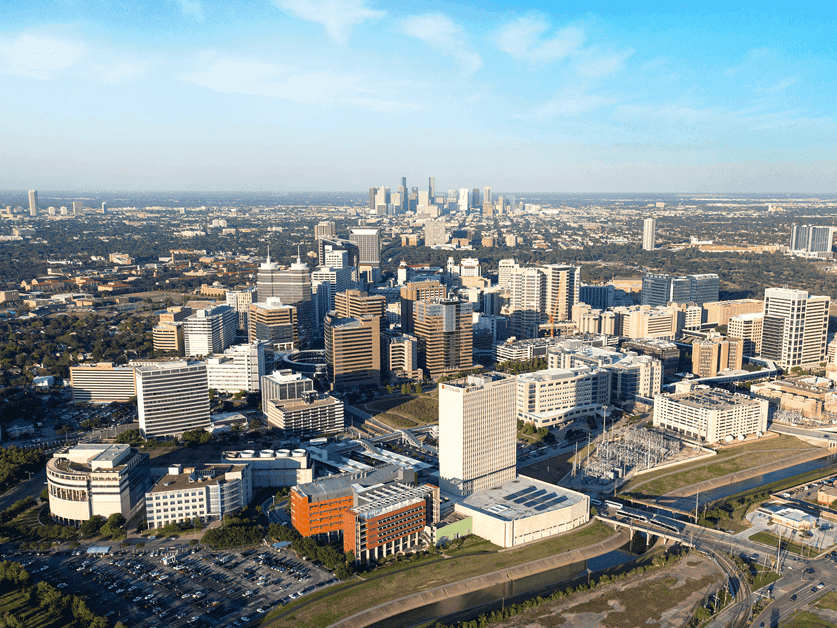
xmin=70 ymin=363 xmax=137 ymax=403
xmin=47 ymin=444 xmax=151 ymax=524
xmin=691 ymin=334 xmax=743 ymax=378
xmin=335 ymin=289 xmax=386 ymax=319
xmin=266 ymin=392 xmax=344 ymax=435
xmin=221 ymin=449 xmax=313 ymax=487
xmin=324 ymin=313 xmax=381 ymax=391
xmin=145 ymin=463 xmax=252 ymax=529
xmin=153 ymin=321 xmax=185 ymax=354
xmin=516 ymin=367 xmax=610 ymax=428
xmin=617 ymin=305 xmax=678 ymax=340
xmin=413 ymin=299 xmax=473 ymax=377
xmin=653 ymin=387 xmax=768 ymax=444
xmin=382 ymin=331 xmax=421 ymax=380
xmin=249 ymin=298 xmax=298 ymax=348
xmin=762 ymin=288 xmax=830 ymax=369
xmin=728 ymin=312 xmax=764 ymax=357
xmin=453 ymin=476 xmax=589 ymax=548
xmin=751 ymin=377 xmax=837 ymax=420
xmin=439 ymin=373 xmax=516 ymax=497
xmin=400 ymin=280 xmax=447 ymax=334
xmin=702 ymin=299 xmax=763 ymax=327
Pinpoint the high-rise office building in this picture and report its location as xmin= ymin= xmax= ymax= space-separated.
xmin=257 ymin=251 xmax=312 ymax=346
xmin=472 ymin=188 xmax=480 ymax=207
xmin=205 ymin=341 xmax=271 ymax=394
xmin=642 ymin=217 xmax=656 ymax=250
xmin=183 ymin=305 xmax=237 ymax=358
xmin=728 ymin=312 xmax=764 ymax=357
xmin=315 ymin=221 xmax=336 ymax=239
xmin=641 ymin=273 xmax=719 ymax=307
xmin=28 ymin=190 xmax=38 ymax=216
xmin=136 ymin=361 xmax=210 ymax=438
xmin=312 ymin=266 xmax=352 ymax=332
xmin=761 ymin=288 xmax=830 ymax=369
xmin=507 ymin=265 xmax=580 ymax=338
xmin=439 ymin=372 xmax=516 ymax=496
xmin=412 ymin=298 xmax=473 ymax=377
xmin=483 ymin=186 xmax=492 ymax=205
xmin=349 ymin=227 xmax=381 ymax=283
xmin=335 ymin=289 xmax=385 ymax=319
xmin=428 ymin=177 xmax=435 ymax=199
xmin=249 ymin=298 xmax=298 ymax=347
xmin=691 ymin=335 xmax=743 ymax=378
xmin=424 ymin=219 xmax=446 ymax=247
xmin=225 ymin=288 xmax=255 ymax=332
xmin=70 ymin=363 xmax=137 ymax=403
xmin=458 ymin=188 xmax=469 ymax=212
xmin=324 ymin=313 xmax=381 ymax=390
xmin=498 ymin=259 xmax=519 ymax=288
xmin=789 ymin=224 xmax=834 ymax=257
xmin=317 ymin=237 xmax=359 ymax=268
xmin=400 ymin=280 xmax=448 ymax=334
xmin=369 ymin=187 xmax=377 ymax=211
xmin=72 ymin=201 xmax=83 ymax=215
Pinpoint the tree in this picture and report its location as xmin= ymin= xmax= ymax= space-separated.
xmin=79 ymin=515 xmax=105 ymax=538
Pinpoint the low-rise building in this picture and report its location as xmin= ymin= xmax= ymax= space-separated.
xmin=47 ymin=444 xmax=151 ymax=525
xmin=145 ymin=463 xmax=252 ymax=529
xmin=70 ymin=363 xmax=137 ymax=403
xmin=817 ymin=486 xmax=837 ymax=507
xmin=266 ymin=391 xmax=344 ymax=436
xmin=516 ymin=367 xmax=610 ymax=428
xmin=220 ymin=448 xmax=313 ymax=487
xmin=653 ymin=387 xmax=768 ymax=444
xmin=260 ymin=370 xmax=314 ymax=413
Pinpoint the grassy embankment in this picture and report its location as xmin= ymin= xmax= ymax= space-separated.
xmin=367 ymin=393 xmax=439 ymax=429
xmin=262 ymin=520 xmax=617 ymax=628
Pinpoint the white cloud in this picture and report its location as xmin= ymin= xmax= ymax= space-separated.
xmin=0 ymin=34 xmax=86 ymax=79
xmin=273 ymin=0 xmax=385 ymax=43
xmin=173 ymin=0 xmax=204 ymax=22
xmin=183 ymin=57 xmax=418 ymax=111
xmin=576 ymin=48 xmax=633 ymax=77
xmin=401 ymin=13 xmax=482 ymax=74
xmin=494 ymin=15 xmax=584 ymax=62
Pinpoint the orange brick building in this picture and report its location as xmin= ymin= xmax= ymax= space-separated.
xmin=343 ymin=483 xmax=439 ymax=563
xmin=289 ymin=465 xmax=417 ymax=540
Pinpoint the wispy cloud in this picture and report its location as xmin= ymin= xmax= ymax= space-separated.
xmin=576 ymin=48 xmax=633 ymax=77
xmin=184 ymin=56 xmax=418 ymax=111
xmin=173 ymin=0 xmax=204 ymax=22
xmin=493 ymin=14 xmax=584 ymax=63
xmin=725 ymin=47 xmax=770 ymax=75
xmin=0 ymin=33 xmax=86 ymax=79
xmin=401 ymin=13 xmax=482 ymax=74
xmin=520 ymin=90 xmax=617 ymax=121
xmin=272 ymin=0 xmax=385 ymax=43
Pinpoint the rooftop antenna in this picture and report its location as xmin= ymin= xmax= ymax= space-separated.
xmin=266 ymin=244 xmax=271 ymax=264
xmin=297 ymin=244 xmax=302 ymax=264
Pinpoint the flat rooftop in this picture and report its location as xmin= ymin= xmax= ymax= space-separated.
xmin=457 ymin=476 xmax=585 ymax=521
xmin=667 ymin=387 xmax=759 ymax=409
xmin=148 ymin=464 xmax=245 ymax=493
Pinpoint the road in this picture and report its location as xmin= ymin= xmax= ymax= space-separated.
xmin=0 ymin=467 xmax=47 ymax=512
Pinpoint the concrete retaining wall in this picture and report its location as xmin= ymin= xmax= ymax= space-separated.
xmin=664 ymin=447 xmax=835 ymax=499
xmin=332 ymin=525 xmax=629 ymax=628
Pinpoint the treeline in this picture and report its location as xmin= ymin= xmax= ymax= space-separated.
xmin=201 ymin=508 xmax=264 ymax=548
xmin=433 ymin=548 xmax=687 ymax=628
xmin=495 ymin=358 xmax=548 ymax=375
xmin=0 ymin=560 xmax=123 ymax=628
xmin=268 ymin=523 xmax=354 ymax=579
xmin=0 ymin=313 xmax=152 ymax=383
xmin=0 ymin=447 xmax=45 ymax=494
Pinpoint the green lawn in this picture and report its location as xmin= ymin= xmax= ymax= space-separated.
xmin=0 ymin=590 xmax=78 ymax=628
xmin=782 ymin=610 xmax=837 ymax=628
xmin=749 ymin=531 xmax=807 ymax=555
xmin=263 ymin=520 xmax=618 ymax=628
xmin=624 ymin=435 xmax=816 ymax=497
xmin=815 ymin=592 xmax=837 ymax=613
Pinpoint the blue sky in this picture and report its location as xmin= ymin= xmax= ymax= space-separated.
xmin=1 ymin=1 xmax=835 ymax=192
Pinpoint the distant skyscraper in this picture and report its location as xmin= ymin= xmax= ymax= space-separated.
xmin=642 ymin=217 xmax=656 ymax=250
xmin=28 ymin=190 xmax=38 ymax=216
xmin=72 ymin=201 xmax=83 ymax=215
xmin=483 ymin=186 xmax=492 ymax=205
xmin=642 ymin=273 xmax=719 ymax=307
xmin=369 ymin=187 xmax=377 ymax=211
xmin=458 ymin=188 xmax=469 ymax=212
xmin=401 ymin=176 xmax=407 ymax=188
xmin=789 ymin=223 xmax=834 ymax=256
xmin=315 ymin=221 xmax=336 ymax=239
xmin=472 ymin=187 xmax=480 ymax=208
xmin=101 ymin=202 xmax=108 ymax=214
xmin=225 ymin=287 xmax=255 ymax=331
xmin=183 ymin=305 xmax=237 ymax=357
xmin=762 ymin=288 xmax=829 ymax=369
xmin=256 ymin=248 xmax=313 ymax=346
xmin=438 ymin=372 xmax=516 ymax=496
xmin=428 ymin=177 xmax=435 ymax=199
xmin=424 ymin=219 xmax=446 ymax=247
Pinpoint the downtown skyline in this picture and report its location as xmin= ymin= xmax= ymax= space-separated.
xmin=2 ymin=0 xmax=836 ymax=192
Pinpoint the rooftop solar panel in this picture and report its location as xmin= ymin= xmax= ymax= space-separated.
xmin=504 ymin=486 xmax=536 ymax=501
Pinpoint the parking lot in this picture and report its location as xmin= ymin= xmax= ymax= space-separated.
xmin=12 ymin=538 xmax=338 ymax=627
